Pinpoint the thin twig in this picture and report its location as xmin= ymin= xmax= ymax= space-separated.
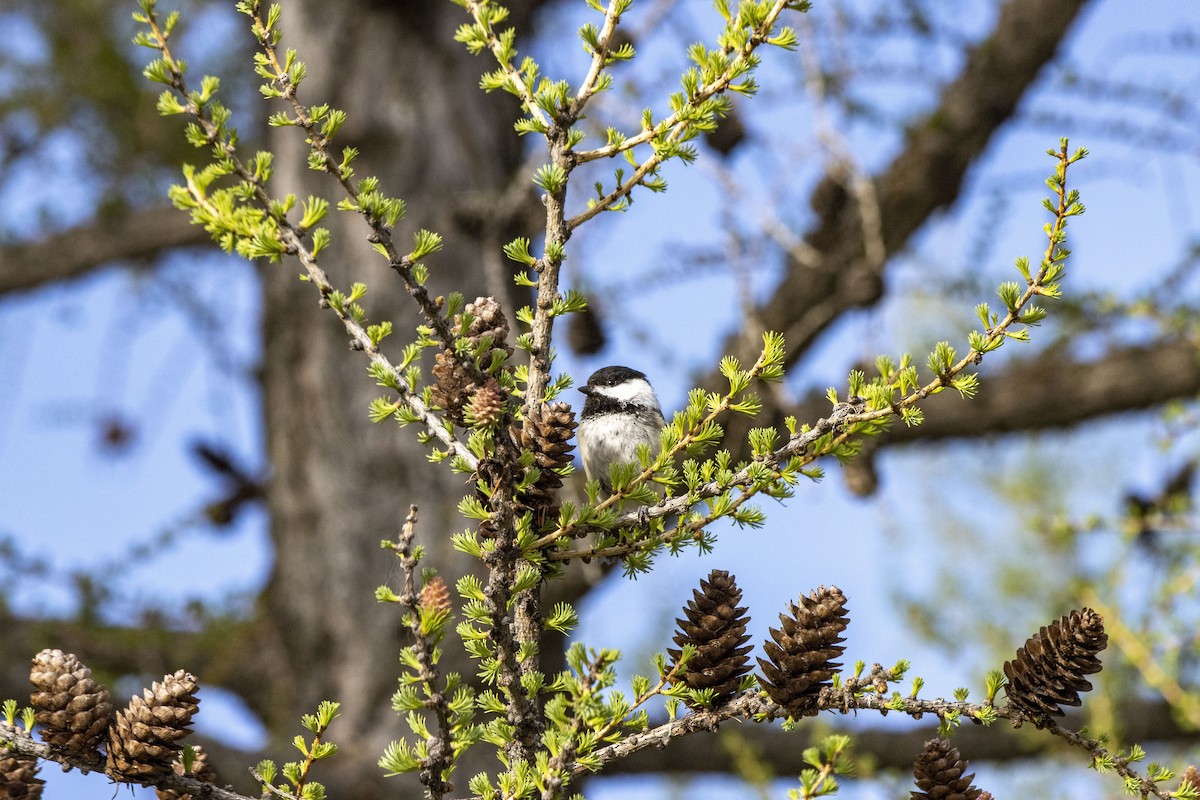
xmin=141 ymin=8 xmax=476 ymax=469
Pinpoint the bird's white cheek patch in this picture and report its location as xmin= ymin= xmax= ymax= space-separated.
xmin=598 ymin=378 xmax=655 ymax=405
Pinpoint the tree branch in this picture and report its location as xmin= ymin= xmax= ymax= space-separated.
xmin=785 ymin=339 xmax=1200 ymax=449
xmin=604 ymin=697 xmax=1196 ymax=778
xmin=0 ymin=609 xmax=276 ymax=724
xmin=0 ymin=205 xmax=210 ymax=295
xmin=743 ymin=0 xmax=1088 ymax=365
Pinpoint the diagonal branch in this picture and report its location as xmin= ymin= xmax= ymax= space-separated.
xmin=0 ymin=205 xmax=210 ymax=296
xmin=782 ymin=338 xmax=1200 ymax=448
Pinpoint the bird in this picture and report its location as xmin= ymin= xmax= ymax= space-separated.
xmin=576 ymin=365 xmax=666 ymax=496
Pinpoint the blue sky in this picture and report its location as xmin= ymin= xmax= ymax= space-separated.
xmin=2 ymin=0 xmax=1200 ymax=797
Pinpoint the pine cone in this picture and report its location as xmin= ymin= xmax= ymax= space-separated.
xmin=420 ymin=576 xmax=451 ymax=617
xmin=155 ymin=745 xmax=217 ymax=800
xmin=431 ymin=349 xmax=476 ymax=424
xmin=1179 ymin=765 xmax=1200 ymax=796
xmin=107 ymin=671 xmax=200 ymax=784
xmin=911 ymin=738 xmax=982 ymax=800
xmin=757 ymin=585 xmax=848 ymax=717
xmin=512 ymin=402 xmax=577 ymax=531
xmin=433 ymin=297 xmax=513 ymax=424
xmin=667 ymin=570 xmax=753 ymax=703
xmin=0 ymin=725 xmax=44 ymax=800
xmin=461 ymin=296 xmax=513 ymax=369
xmin=466 ymin=379 xmax=506 ymax=428
xmin=29 ymin=649 xmax=112 ymax=760
xmin=1002 ymin=607 xmax=1107 ymax=722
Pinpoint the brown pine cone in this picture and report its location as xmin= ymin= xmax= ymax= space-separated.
xmin=667 ymin=570 xmax=753 ymax=704
xmin=29 ymin=649 xmax=112 ymax=761
xmin=512 ymin=402 xmax=577 ymax=531
xmin=0 ymin=725 xmax=44 ymax=800
xmin=431 ymin=348 xmax=476 ymax=424
xmin=461 ymin=296 xmax=513 ymax=370
xmin=1002 ymin=607 xmax=1107 ymax=722
xmin=911 ymin=738 xmax=983 ymax=800
xmin=155 ymin=745 xmax=217 ymax=800
xmin=757 ymin=586 xmax=848 ymax=717
xmin=107 ymin=670 xmax=200 ymax=784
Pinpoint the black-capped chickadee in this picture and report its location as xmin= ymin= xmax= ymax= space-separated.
xmin=577 ymin=366 xmax=666 ymax=496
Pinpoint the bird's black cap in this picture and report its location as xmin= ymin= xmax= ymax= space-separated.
xmin=581 ymin=365 xmax=648 ymax=394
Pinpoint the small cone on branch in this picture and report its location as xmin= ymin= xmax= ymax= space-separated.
xmin=29 ymin=649 xmax=113 ymax=760
xmin=511 ymin=402 xmax=577 ymax=530
xmin=757 ymin=585 xmax=848 ymax=717
xmin=0 ymin=725 xmax=45 ymax=800
xmin=667 ymin=570 xmax=753 ymax=704
xmin=460 ymin=296 xmax=513 ymax=369
xmin=466 ymin=379 xmax=506 ymax=428
xmin=911 ymin=738 xmax=983 ymax=800
xmin=155 ymin=745 xmax=217 ymax=800
xmin=420 ymin=576 xmax=451 ymax=617
xmin=1178 ymin=765 xmax=1200 ymax=797
xmin=473 ymin=448 xmax=528 ymax=540
xmin=106 ymin=670 xmax=200 ymax=784
xmin=1002 ymin=607 xmax=1107 ymax=722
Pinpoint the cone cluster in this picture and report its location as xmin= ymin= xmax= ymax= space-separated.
xmin=432 ymin=296 xmax=513 ymax=424
xmin=1002 ymin=607 xmax=1107 ymax=721
xmin=757 ymin=585 xmax=848 ymax=717
xmin=512 ymin=402 xmax=577 ymax=530
xmin=667 ymin=570 xmax=753 ymax=703
xmin=155 ymin=745 xmax=217 ymax=800
xmin=29 ymin=649 xmax=112 ymax=760
xmin=0 ymin=725 xmax=44 ymax=800
xmin=461 ymin=297 xmax=513 ymax=367
xmin=910 ymin=738 xmax=983 ymax=800
xmin=106 ymin=670 xmax=200 ymax=783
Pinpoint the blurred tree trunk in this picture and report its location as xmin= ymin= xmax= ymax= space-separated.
xmin=252 ymin=2 xmax=539 ymax=795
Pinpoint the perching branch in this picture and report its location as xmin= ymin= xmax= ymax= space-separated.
xmin=550 ymin=140 xmax=1085 ymax=562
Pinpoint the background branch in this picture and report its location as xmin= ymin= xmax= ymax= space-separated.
xmin=777 ymin=339 xmax=1200 ymax=452
xmin=0 ymin=205 xmax=210 ymax=295
xmin=728 ymin=0 xmax=1089 ymax=367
